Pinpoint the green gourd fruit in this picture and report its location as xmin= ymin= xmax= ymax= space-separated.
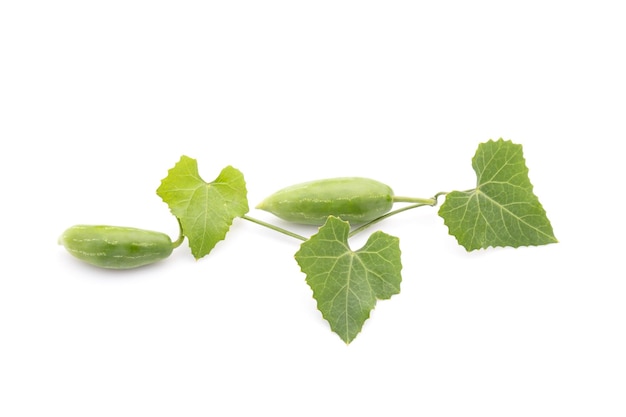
xmin=58 ymin=225 xmax=176 ymax=269
xmin=256 ymin=177 xmax=394 ymax=225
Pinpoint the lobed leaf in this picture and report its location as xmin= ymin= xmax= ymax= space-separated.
xmin=157 ymin=156 xmax=249 ymax=259
xmin=438 ymin=139 xmax=557 ymax=250
xmin=295 ymin=216 xmax=402 ymax=344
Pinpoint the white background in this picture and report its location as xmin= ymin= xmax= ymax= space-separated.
xmin=1 ymin=1 xmax=625 ymax=416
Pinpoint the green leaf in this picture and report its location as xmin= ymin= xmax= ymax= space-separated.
xmin=438 ymin=139 xmax=557 ymax=251
xmin=295 ymin=216 xmax=402 ymax=344
xmin=157 ymin=156 xmax=249 ymax=259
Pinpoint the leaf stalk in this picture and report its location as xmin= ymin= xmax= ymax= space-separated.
xmin=349 ymin=193 xmax=446 ymax=238
xmin=242 ymin=215 xmax=308 ymax=241
xmin=172 ymin=218 xmax=185 ymax=248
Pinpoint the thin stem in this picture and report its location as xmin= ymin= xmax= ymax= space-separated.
xmin=242 ymin=215 xmax=307 ymax=241
xmin=348 ymin=192 xmax=447 ymax=238
xmin=172 ymin=218 xmax=185 ymax=249
xmin=348 ymin=203 xmax=428 ymax=237
xmin=392 ymin=196 xmax=437 ymax=205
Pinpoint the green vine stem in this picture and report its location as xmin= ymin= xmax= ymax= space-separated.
xmin=172 ymin=218 xmax=185 ymax=248
xmin=242 ymin=215 xmax=308 ymax=241
xmin=349 ymin=192 xmax=447 ymax=238
xmin=392 ymin=196 xmax=437 ymax=205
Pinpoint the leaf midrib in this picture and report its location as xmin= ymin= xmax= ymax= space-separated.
xmin=474 ymin=188 xmax=555 ymax=241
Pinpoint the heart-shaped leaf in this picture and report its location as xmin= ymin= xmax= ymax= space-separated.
xmin=295 ymin=216 xmax=402 ymax=344
xmin=157 ymin=156 xmax=249 ymax=259
xmin=438 ymin=139 xmax=557 ymax=250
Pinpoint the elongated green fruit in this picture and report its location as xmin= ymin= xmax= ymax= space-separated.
xmin=256 ymin=177 xmax=394 ymax=225
xmin=58 ymin=225 xmax=175 ymax=269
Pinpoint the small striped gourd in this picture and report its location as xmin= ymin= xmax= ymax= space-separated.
xmin=256 ymin=177 xmax=394 ymax=225
xmin=58 ymin=225 xmax=174 ymax=269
